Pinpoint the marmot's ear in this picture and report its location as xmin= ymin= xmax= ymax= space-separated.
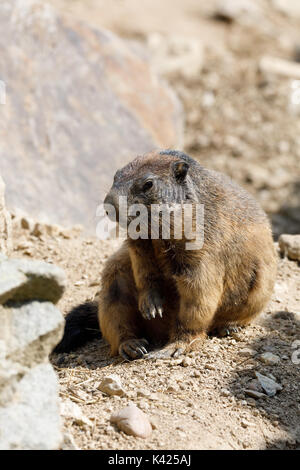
xmin=173 ymin=160 xmax=189 ymax=182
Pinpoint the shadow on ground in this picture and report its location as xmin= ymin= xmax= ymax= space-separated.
xmin=228 ymin=310 xmax=300 ymax=449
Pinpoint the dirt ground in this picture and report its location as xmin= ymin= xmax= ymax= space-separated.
xmin=11 ymin=225 xmax=300 ymax=450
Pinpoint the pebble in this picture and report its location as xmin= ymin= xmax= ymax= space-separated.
xmin=110 ymin=403 xmax=152 ymax=438
xmin=60 ymin=399 xmax=92 ymax=427
xmin=182 ymin=357 xmax=192 ymax=367
xmin=279 ymin=234 xmax=300 ymax=261
xmin=239 ymin=348 xmax=257 ymax=357
xmin=205 ymin=364 xmax=216 ymax=370
xmin=258 ymin=352 xmax=280 ymax=365
xmin=244 ymin=389 xmax=265 ymax=399
xmin=137 ymin=389 xmax=151 ymax=398
xmin=255 ymin=372 xmax=283 ymax=397
xmin=98 ymin=375 xmax=125 ymax=397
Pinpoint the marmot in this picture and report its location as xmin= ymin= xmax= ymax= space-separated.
xmin=54 ymin=150 xmax=277 ymax=360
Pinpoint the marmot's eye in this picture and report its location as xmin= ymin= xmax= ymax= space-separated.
xmin=143 ymin=180 xmax=153 ymax=192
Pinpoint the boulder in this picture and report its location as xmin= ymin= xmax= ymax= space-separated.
xmin=0 ymin=258 xmax=66 ymax=304
xmin=0 ymin=0 xmax=183 ymax=232
xmin=0 ymin=255 xmax=65 ymax=449
xmin=0 ymin=364 xmax=62 ymax=450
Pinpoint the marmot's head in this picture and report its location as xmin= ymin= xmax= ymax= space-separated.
xmin=104 ymin=150 xmax=197 ymax=222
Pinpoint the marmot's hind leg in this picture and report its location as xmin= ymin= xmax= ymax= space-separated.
xmin=98 ymin=245 xmax=148 ymax=360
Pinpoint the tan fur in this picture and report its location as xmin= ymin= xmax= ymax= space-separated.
xmin=98 ymin=150 xmax=277 ymax=359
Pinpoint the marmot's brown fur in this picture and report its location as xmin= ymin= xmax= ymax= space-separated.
xmin=55 ymin=150 xmax=277 ymax=360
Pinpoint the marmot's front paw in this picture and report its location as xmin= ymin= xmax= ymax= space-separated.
xmin=138 ymin=289 xmax=163 ymax=320
xmin=119 ymin=338 xmax=149 ymax=360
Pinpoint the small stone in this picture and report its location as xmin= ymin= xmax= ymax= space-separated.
xmin=246 ymin=379 xmax=263 ymax=392
xmin=16 ymin=240 xmax=33 ymax=251
xmin=278 ymin=234 xmax=300 ymax=261
xmin=110 ymin=403 xmax=152 ymax=438
xmin=21 ymin=216 xmax=35 ymax=231
xmin=255 ymin=372 xmax=283 ymax=397
xmin=213 ymin=0 xmax=260 ymax=23
xmin=31 ymin=223 xmax=44 ymax=238
xmin=172 ymin=358 xmax=183 ymax=366
xmin=259 ymin=352 xmax=280 ymax=365
xmin=137 ymin=389 xmax=151 ymax=398
xmin=150 ymin=416 xmax=159 ymax=430
xmin=239 ymin=348 xmax=256 ymax=357
xmin=244 ymin=389 xmax=265 ymax=399
xmin=182 ymin=357 xmax=192 ymax=367
xmin=220 ymin=389 xmax=230 ymax=397
xmin=190 ymin=370 xmax=201 ymax=378
xmin=61 ymin=433 xmax=80 ymax=450
xmin=205 ymin=364 xmax=215 ymax=370
xmin=60 ymin=399 xmax=92 ymax=427
xmin=167 ymin=385 xmax=179 ymax=393
xmin=98 ymin=375 xmax=125 ymax=397
xmin=241 ymin=419 xmax=251 ymax=428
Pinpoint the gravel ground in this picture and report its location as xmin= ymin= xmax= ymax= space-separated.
xmin=12 ymin=227 xmax=300 ymax=450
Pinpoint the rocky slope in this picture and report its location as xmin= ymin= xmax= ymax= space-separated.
xmin=0 ymin=0 xmax=183 ymax=231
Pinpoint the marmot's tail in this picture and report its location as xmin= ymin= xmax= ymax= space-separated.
xmin=53 ymin=301 xmax=101 ymax=353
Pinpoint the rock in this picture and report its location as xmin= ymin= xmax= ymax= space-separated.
xmin=147 ymin=33 xmax=204 ymax=81
xmin=259 ymin=56 xmax=300 ymax=80
xmin=239 ymin=348 xmax=257 ymax=357
xmin=110 ymin=403 xmax=152 ymax=439
xmin=0 ymin=253 xmax=65 ymax=449
xmin=0 ymin=176 xmax=12 ymax=255
xmin=259 ymin=352 xmax=280 ymax=366
xmin=0 ymin=1 xmax=183 ymax=232
xmin=98 ymin=375 xmax=125 ymax=397
xmin=255 ymin=372 xmax=283 ymax=397
xmin=0 ymin=258 xmax=66 ymax=304
xmin=272 ymin=0 xmax=300 ymax=19
xmin=182 ymin=357 xmax=192 ymax=367
xmin=0 ymin=301 xmax=64 ymax=361
xmin=60 ymin=399 xmax=92 ymax=427
xmin=21 ymin=216 xmax=35 ymax=231
xmin=220 ymin=389 xmax=231 ymax=397
xmin=137 ymin=389 xmax=151 ymax=398
xmin=244 ymin=389 xmax=265 ymax=399
xmin=246 ymin=379 xmax=263 ymax=393
xmin=212 ymin=0 xmax=261 ymax=23
xmin=61 ymin=433 xmax=80 ymax=451
xmin=278 ymin=234 xmax=300 ymax=261
xmin=0 ymin=364 xmax=62 ymax=450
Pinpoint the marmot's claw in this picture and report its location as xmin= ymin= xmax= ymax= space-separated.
xmin=139 ymin=289 xmax=164 ymax=320
xmin=119 ymin=338 xmax=149 ymax=360
xmin=214 ymin=325 xmax=243 ymax=338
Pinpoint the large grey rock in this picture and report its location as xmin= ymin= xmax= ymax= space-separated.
xmin=0 ymin=0 xmax=183 ymax=232
xmin=0 ymin=302 xmax=64 ymax=364
xmin=0 ymin=364 xmax=62 ymax=450
xmin=0 ymin=258 xmax=66 ymax=304
xmin=0 ymin=176 xmax=12 ymax=255
xmin=0 ymin=254 xmax=65 ymax=449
